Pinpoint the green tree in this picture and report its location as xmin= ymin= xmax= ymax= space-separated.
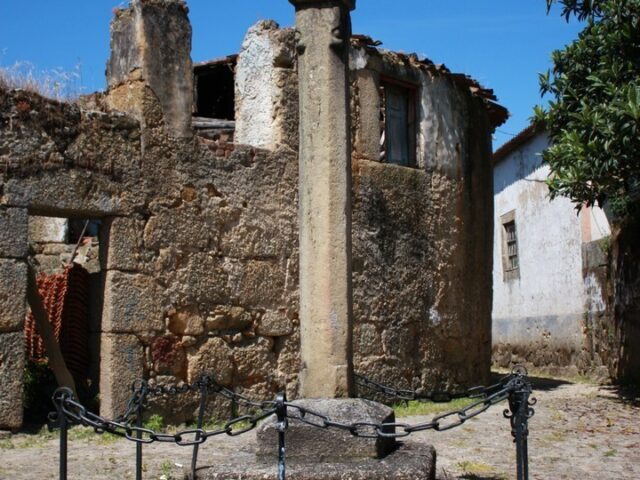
xmin=534 ymin=0 xmax=640 ymax=217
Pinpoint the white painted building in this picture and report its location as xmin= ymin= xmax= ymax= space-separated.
xmin=492 ymin=125 xmax=611 ymax=372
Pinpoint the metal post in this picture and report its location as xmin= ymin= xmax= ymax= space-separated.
xmin=51 ymin=388 xmax=72 ymax=480
xmin=191 ymin=379 xmax=209 ymax=479
xmin=136 ymin=398 xmax=143 ymax=480
xmin=506 ymin=376 xmax=533 ymax=480
xmin=59 ymin=400 xmax=68 ymax=480
xmin=516 ymin=387 xmax=531 ymax=480
xmin=275 ymin=392 xmax=288 ymax=480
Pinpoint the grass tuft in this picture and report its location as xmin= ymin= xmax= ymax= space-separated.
xmin=0 ymin=438 xmax=14 ymax=450
xmin=143 ymin=414 xmax=165 ymax=432
xmin=456 ymin=460 xmax=506 ymax=478
xmin=393 ymin=397 xmax=476 ymax=417
xmin=0 ymin=60 xmax=84 ymax=100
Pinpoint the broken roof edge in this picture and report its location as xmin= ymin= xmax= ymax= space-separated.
xmin=194 ymin=54 xmax=238 ymax=69
xmin=492 ymin=123 xmax=546 ymax=165
xmin=350 ymin=35 xmax=509 ymax=129
xmin=191 ymin=27 xmax=509 ymax=129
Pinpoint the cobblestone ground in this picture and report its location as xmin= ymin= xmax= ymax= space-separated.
xmin=0 ymin=376 xmax=638 ymax=479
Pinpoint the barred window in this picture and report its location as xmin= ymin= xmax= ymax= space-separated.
xmin=501 ymin=211 xmax=520 ymax=281
xmin=504 ymin=221 xmax=518 ymax=270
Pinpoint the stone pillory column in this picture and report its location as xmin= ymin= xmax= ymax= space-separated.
xmin=202 ymin=3 xmax=437 ymax=476
xmin=290 ymin=0 xmax=355 ymax=399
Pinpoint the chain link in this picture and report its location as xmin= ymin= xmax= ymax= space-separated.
xmin=50 ymin=368 xmax=534 ymax=446
xmin=284 ymin=374 xmax=521 ymax=439
xmin=354 ymin=369 xmax=519 ymax=403
xmin=49 ymin=375 xmax=278 ymax=447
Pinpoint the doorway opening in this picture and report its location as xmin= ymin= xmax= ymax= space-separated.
xmin=23 ymin=215 xmax=104 ymax=424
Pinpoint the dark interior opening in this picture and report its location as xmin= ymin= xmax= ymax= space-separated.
xmin=194 ymin=59 xmax=236 ymax=120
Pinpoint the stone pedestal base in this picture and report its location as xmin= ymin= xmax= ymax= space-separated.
xmin=196 ymin=398 xmax=436 ymax=479
xmin=195 ymin=442 xmax=436 ymax=480
xmin=257 ymin=398 xmax=396 ymax=460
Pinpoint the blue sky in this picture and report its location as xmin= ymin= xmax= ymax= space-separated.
xmin=0 ymin=1 xmax=583 ymax=149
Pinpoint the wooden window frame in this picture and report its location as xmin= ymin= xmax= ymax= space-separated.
xmin=380 ymin=76 xmax=418 ymax=168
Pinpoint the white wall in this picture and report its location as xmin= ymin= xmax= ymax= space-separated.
xmin=492 ymin=132 xmax=610 ymax=351
xmin=235 ymin=21 xmax=278 ymax=149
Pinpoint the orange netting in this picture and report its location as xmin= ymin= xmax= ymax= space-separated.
xmin=24 ymin=263 xmax=91 ymax=380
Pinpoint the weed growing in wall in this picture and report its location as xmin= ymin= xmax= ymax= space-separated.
xmin=0 ymin=57 xmax=84 ymax=100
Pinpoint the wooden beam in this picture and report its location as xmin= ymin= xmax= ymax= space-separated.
xmin=26 ymin=261 xmax=77 ymax=398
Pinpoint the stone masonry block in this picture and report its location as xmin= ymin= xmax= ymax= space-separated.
xmin=0 ymin=207 xmax=28 ymax=258
xmin=0 ymin=331 xmax=26 ymax=429
xmin=28 ymin=215 xmax=68 ymax=243
xmin=107 ymin=0 xmax=193 ymax=138
xmin=199 ymin=442 xmax=435 ymax=480
xmin=256 ymin=310 xmax=293 ymax=337
xmin=0 ymin=259 xmax=27 ymax=332
xmin=257 ymin=398 xmax=394 ymax=460
xmin=232 ymin=336 xmax=276 ymax=382
xmin=182 ymin=253 xmax=229 ymax=304
xmin=143 ymin=206 xmax=216 ymax=252
xmin=227 ymin=259 xmax=286 ymax=309
xmin=187 ymin=337 xmax=234 ymax=385
xmin=104 ymin=216 xmax=146 ymax=271
xmin=103 ymin=271 xmax=164 ymax=333
xmin=99 ymin=333 xmax=144 ymax=419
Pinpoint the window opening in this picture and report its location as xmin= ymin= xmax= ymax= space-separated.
xmin=504 ymin=221 xmax=518 ymax=270
xmin=380 ymin=80 xmax=417 ymax=167
xmin=193 ymin=56 xmax=236 ymax=120
xmin=501 ymin=211 xmax=520 ymax=281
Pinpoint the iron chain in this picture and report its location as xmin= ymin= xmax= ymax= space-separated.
xmin=284 ymin=374 xmax=519 ymax=438
xmin=355 ymin=368 xmax=521 ymax=403
xmin=50 ymin=368 xmax=534 ymax=446
xmin=49 ymin=374 xmax=278 ymax=447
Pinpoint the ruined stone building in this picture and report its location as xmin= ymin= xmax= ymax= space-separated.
xmin=0 ymin=0 xmax=506 ymax=429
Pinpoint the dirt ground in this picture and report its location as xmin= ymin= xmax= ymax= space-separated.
xmin=1 ymin=376 xmax=638 ymax=480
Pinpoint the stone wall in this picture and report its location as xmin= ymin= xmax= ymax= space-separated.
xmin=610 ymin=216 xmax=640 ymax=383
xmin=581 ymin=240 xmax=617 ymax=379
xmin=0 ymin=6 xmax=502 ymax=427
xmin=0 ymin=205 xmax=28 ymax=429
xmin=350 ymin=47 xmax=494 ymax=392
xmin=0 ymin=85 xmax=300 ymax=426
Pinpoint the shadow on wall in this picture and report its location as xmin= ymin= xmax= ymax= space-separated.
xmin=614 ymin=213 xmax=640 ymax=385
xmin=493 ymin=130 xmax=549 ymax=196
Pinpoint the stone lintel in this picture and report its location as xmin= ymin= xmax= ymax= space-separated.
xmin=257 ymin=398 xmax=395 ymax=461
xmin=197 ymin=442 xmax=435 ymax=480
xmin=289 ymin=0 xmax=356 ymax=11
